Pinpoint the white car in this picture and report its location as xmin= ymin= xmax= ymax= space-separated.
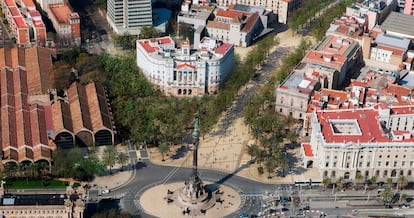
xmin=402 ymin=205 xmax=410 ymax=209
xmin=101 ymin=189 xmax=110 ymax=194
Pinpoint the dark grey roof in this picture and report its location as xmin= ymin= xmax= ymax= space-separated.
xmin=1 ymin=194 xmax=80 ymax=206
xmin=381 ymin=12 xmax=414 ymax=37
xmin=376 ymin=34 xmax=410 ymax=50
xmin=233 ymin=4 xmax=251 ymax=12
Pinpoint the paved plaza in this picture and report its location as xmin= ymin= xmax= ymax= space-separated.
xmin=139 ymin=182 xmax=241 ymax=218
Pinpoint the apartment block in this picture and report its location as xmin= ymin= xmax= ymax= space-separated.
xmin=215 ymin=0 xmax=302 ymax=24
xmin=366 ymin=33 xmax=411 ymax=71
xmin=107 ymin=0 xmax=153 ymax=35
xmin=346 ymin=0 xmax=397 ymax=31
xmin=404 ymin=0 xmax=414 ymax=15
xmin=0 ymin=0 xmax=47 ymax=46
xmin=48 ymin=3 xmax=81 ymax=45
xmin=302 ymin=35 xmax=363 ymax=90
xmin=275 ymin=65 xmax=322 ymax=120
xmin=206 ymin=9 xmax=265 ymax=47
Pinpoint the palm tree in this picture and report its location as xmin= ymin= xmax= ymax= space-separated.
xmin=386 ymin=178 xmax=393 ymax=187
xmin=103 ymin=145 xmax=117 ymax=174
xmin=397 ymin=175 xmax=409 ymax=191
xmin=336 ymin=177 xmax=345 ymax=191
xmin=401 ymin=193 xmax=408 ymax=204
xmin=158 ymin=143 xmax=169 ymax=162
xmin=286 ymin=130 xmax=299 ymax=148
xmin=264 ymin=156 xmax=277 ymax=179
xmin=381 ymin=186 xmax=394 ymax=208
xmin=1 ymin=163 xmax=16 ymax=178
xmin=322 ymin=177 xmax=332 ymax=190
xmin=355 ymin=172 xmax=364 ymax=186
xmin=370 ymin=176 xmax=377 ymax=185
xmin=247 ymin=144 xmax=260 ymax=161
xmin=278 ymin=155 xmax=289 ymax=177
xmin=116 ymin=152 xmax=129 ymax=171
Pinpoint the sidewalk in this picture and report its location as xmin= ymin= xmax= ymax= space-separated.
xmin=90 ymin=145 xmax=133 ymax=191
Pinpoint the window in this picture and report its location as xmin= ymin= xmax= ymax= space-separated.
xmin=359 ymin=162 xmax=363 ymax=167
xmin=346 ymin=163 xmax=350 ymax=168
xmin=386 ymin=161 xmax=389 ymax=166
xmin=334 ymin=156 xmax=337 ymax=159
xmin=327 ymin=156 xmax=330 ymax=159
xmin=387 ymin=155 xmax=390 ymax=158
xmin=333 ymin=162 xmax=337 ymax=167
xmin=411 ymin=161 xmax=414 ymax=167
xmin=402 ymin=161 xmax=405 ymax=167
xmin=379 ymin=155 xmax=382 ymax=158
xmin=395 ymin=155 xmax=398 ymax=158
xmin=403 ymin=154 xmax=406 ymax=158
xmin=394 ymin=161 xmax=398 ymax=167
xmin=280 ymin=108 xmax=283 ymax=113
xmin=378 ymin=161 xmax=381 ymax=167
xmin=326 ymin=162 xmax=329 ymax=167
xmin=367 ymin=162 xmax=370 ymax=167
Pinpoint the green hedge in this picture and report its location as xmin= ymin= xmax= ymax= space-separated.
xmin=4 ymin=178 xmax=67 ymax=189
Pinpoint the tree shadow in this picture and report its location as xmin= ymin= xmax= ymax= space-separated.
xmin=171 ymin=145 xmax=189 ymax=160
xmin=135 ymin=162 xmax=147 ymax=170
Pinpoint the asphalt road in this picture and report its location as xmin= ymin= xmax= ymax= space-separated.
xmin=101 ymin=155 xmax=274 ymax=217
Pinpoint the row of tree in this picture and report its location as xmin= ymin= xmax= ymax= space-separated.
xmin=241 ymin=39 xmax=313 ymax=177
xmin=50 ymin=146 xmax=129 ymax=181
xmin=322 ymin=175 xmax=410 ymax=206
xmin=311 ymin=0 xmax=354 ymax=40
xmin=288 ymin=0 xmax=334 ymax=34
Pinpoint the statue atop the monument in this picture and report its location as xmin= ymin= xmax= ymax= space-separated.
xmin=192 ymin=118 xmax=200 ymax=140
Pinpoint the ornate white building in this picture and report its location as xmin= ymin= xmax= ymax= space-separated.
xmin=303 ymin=104 xmax=414 ymax=181
xmin=136 ymin=36 xmax=234 ymax=96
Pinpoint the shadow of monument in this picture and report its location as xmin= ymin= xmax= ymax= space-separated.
xmin=208 ymin=160 xmax=255 ymax=189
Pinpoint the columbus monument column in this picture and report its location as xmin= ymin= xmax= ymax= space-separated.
xmin=167 ymin=117 xmax=219 ymax=216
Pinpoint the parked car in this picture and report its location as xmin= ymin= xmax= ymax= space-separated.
xmin=402 ymin=205 xmax=410 ymax=209
xmin=239 ymin=212 xmax=249 ymax=218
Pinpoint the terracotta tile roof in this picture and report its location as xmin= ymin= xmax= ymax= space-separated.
xmin=303 ymin=51 xmax=346 ymax=70
xmin=49 ymin=4 xmax=72 ymax=24
xmin=29 ymin=10 xmax=42 ymax=18
xmin=214 ymin=43 xmax=233 ymax=55
xmin=67 ymin=82 xmax=93 ymax=133
xmin=14 ymin=17 xmax=27 ymax=28
xmin=0 ymin=65 xmax=52 ymax=162
xmin=375 ymin=45 xmax=405 ymax=56
xmin=4 ymin=0 xmax=16 ymax=7
xmin=85 ymin=82 xmax=113 ymax=131
xmin=316 ymin=106 xmax=414 ymax=144
xmin=217 ymin=10 xmax=243 ymax=19
xmin=158 ymin=37 xmax=172 ymax=44
xmin=216 ymin=10 xmax=243 ymax=22
xmin=206 ymin=20 xmax=230 ymax=30
xmin=302 ymin=143 xmax=314 ymax=157
xmin=176 ymin=63 xmax=196 ymax=69
xmin=241 ymin=12 xmax=259 ymax=33
xmin=9 ymin=7 xmax=21 ymax=17
xmin=139 ymin=40 xmax=160 ymax=53
xmin=22 ymin=0 xmax=36 ymax=8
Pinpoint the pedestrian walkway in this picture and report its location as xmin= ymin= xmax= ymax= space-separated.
xmin=148 ymin=29 xmax=321 ymax=185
